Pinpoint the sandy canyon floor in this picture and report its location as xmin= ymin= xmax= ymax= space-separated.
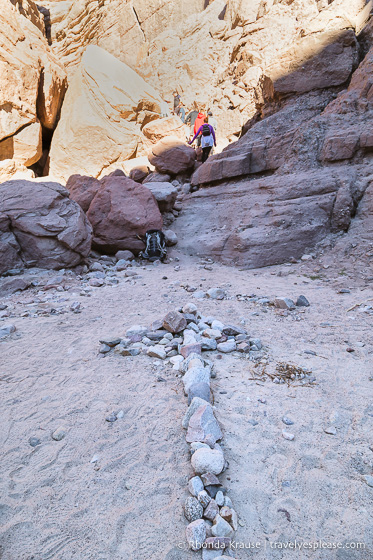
xmin=1 ymin=246 xmax=372 ymax=560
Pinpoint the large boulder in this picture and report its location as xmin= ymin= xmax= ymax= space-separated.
xmin=48 ymin=45 xmax=162 ymax=182
xmin=0 ymin=0 xmax=66 ymax=179
xmin=174 ymin=167 xmax=367 ymax=268
xmin=66 ymin=174 xmax=101 ymax=212
xmin=86 ymin=176 xmax=163 ymax=253
xmin=148 ymin=136 xmax=196 ymax=175
xmin=142 ymin=116 xmax=189 ymax=144
xmin=0 ymin=180 xmax=92 ymax=274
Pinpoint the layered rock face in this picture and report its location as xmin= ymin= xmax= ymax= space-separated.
xmin=174 ymin=9 xmax=373 ymax=267
xmin=0 ymin=0 xmax=66 ymax=180
xmin=0 ymin=180 xmax=92 ymax=274
xmin=48 ymin=45 xmax=162 ymax=182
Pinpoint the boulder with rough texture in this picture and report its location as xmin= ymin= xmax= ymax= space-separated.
xmin=66 ymin=174 xmax=101 ymax=212
xmin=144 ymin=182 xmax=178 ymax=213
xmin=142 ymin=116 xmax=189 ymax=145
xmin=86 ymin=176 xmax=162 ymax=253
xmin=175 ymin=167 xmax=366 ymax=268
xmin=48 ymin=45 xmax=162 ymax=182
xmin=0 ymin=180 xmax=92 ymax=274
xmin=148 ymin=137 xmax=196 ymax=175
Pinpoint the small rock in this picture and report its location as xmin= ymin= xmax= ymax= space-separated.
xmin=217 ymin=340 xmax=236 ymax=353
xmin=215 ymin=490 xmax=224 ymax=506
xmin=99 ymin=343 xmax=111 ymax=354
xmin=224 ymin=496 xmax=233 ymax=508
xmin=0 ymin=324 xmax=16 ymax=338
xmin=183 ymin=302 xmax=198 ymax=315
xmin=115 ymin=259 xmax=129 ymax=271
xmin=211 ymin=514 xmax=234 ymax=538
xmin=99 ymin=337 xmax=121 ymax=347
xmin=191 ymin=448 xmax=225 ymax=475
xmin=324 ymin=426 xmax=337 ymax=435
xmin=180 ymin=342 xmax=202 ymax=358
xmin=126 ymin=325 xmax=148 ymax=337
xmin=201 ymin=473 xmax=221 ymax=486
xmin=29 ymin=437 xmax=41 ymax=447
xmin=188 ymin=476 xmax=204 ymax=497
xmin=193 ymin=290 xmax=207 ymax=299
xmin=183 ymin=397 xmax=211 ymax=429
xmin=183 ymin=366 xmax=211 ymax=394
xmin=203 ymin=498 xmax=219 ymax=521
xmin=89 ymin=278 xmax=104 ymax=287
xmin=282 ymin=430 xmax=295 ymax=441
xmin=147 ymin=346 xmax=167 ymax=359
xmin=220 ymin=506 xmax=233 ymax=522
xmin=363 ymin=475 xmax=373 ymax=488
xmin=163 ymin=310 xmax=187 ymax=333
xmin=90 ymin=454 xmax=100 ymax=463
xmin=52 ymin=427 xmax=66 ymax=441
xmin=164 ymin=229 xmax=178 ymax=246
xmin=282 ymin=416 xmax=294 ymax=426
xmin=115 ymin=249 xmax=134 ymax=261
xmin=186 ymin=404 xmax=223 ymax=444
xmin=207 ymin=288 xmax=226 ymax=300
xmin=188 ymin=383 xmax=211 ymax=404
xmin=201 ymin=338 xmax=218 ymax=351
xmin=296 ymin=295 xmax=310 ymax=307
xmin=115 ymin=346 xmax=141 ymax=356
xmin=211 ymin=320 xmax=224 ymax=331
xmin=222 ymin=324 xmax=245 ymax=336
xmin=186 ymin=519 xmax=206 ymax=551
xmin=106 ymin=413 xmax=117 ymax=423
xmin=198 ymin=490 xmax=211 ymax=508
xmin=274 ymin=297 xmax=296 ymax=310
xmin=184 ymin=496 xmax=203 ymax=522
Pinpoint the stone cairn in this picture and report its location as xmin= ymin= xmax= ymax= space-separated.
xmin=99 ymin=303 xmax=261 ymax=558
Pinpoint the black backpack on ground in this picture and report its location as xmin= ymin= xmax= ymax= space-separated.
xmin=139 ymin=229 xmax=167 ymax=261
xmin=202 ymin=124 xmax=211 ymax=136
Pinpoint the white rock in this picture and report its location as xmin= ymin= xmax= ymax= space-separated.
xmin=191 ymin=447 xmax=225 ymax=475
xmin=217 ymin=340 xmax=236 ymax=353
xmin=186 ymin=519 xmax=206 ymax=550
xmin=147 ymin=346 xmax=166 ymax=360
xmin=188 ymin=476 xmax=204 ymax=497
xmin=211 ymin=320 xmax=224 ymax=331
xmin=282 ymin=429 xmax=295 ymax=441
xmin=126 ymin=324 xmax=148 ymax=337
xmin=183 ymin=302 xmax=198 ymax=315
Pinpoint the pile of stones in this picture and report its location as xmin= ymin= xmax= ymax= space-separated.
xmin=99 ymin=303 xmax=263 ymax=362
xmin=100 ymin=303 xmax=256 ymax=557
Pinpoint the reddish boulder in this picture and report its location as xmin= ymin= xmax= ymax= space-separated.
xmin=86 ymin=176 xmax=162 ymax=253
xmin=66 ymin=174 xmax=101 ymax=212
xmin=0 ymin=180 xmax=92 ymax=274
xmin=148 ymin=136 xmax=196 ymax=175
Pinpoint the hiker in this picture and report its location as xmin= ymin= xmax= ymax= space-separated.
xmin=189 ymin=117 xmax=216 ymax=163
xmin=208 ymin=110 xmax=218 ymax=132
xmin=193 ymin=110 xmax=207 ymax=147
xmin=177 ymin=102 xmax=186 ymax=123
xmin=173 ymin=91 xmax=181 ymax=111
xmin=160 ymin=99 xmax=169 ymax=118
xmin=185 ymin=107 xmax=199 ymax=138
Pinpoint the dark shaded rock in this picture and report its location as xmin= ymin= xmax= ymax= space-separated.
xmin=0 ymin=180 xmax=92 ymax=275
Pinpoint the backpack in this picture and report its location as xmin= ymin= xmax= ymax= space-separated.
xmin=139 ymin=229 xmax=167 ymax=261
xmin=202 ymin=124 xmax=211 ymax=137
